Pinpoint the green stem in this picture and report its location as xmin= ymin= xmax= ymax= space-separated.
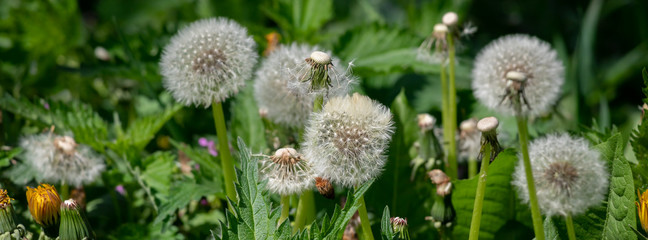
xmin=294 ymin=190 xmax=315 ymax=232
xmin=212 ymin=101 xmax=237 ymax=209
xmin=468 ymin=158 xmax=477 ymax=178
xmin=446 ymin=33 xmax=458 ymax=180
xmin=313 ymin=95 xmax=324 ymax=113
xmin=440 ymin=59 xmax=452 ymax=179
xmin=357 ymin=194 xmax=375 ymax=240
xmin=60 ymin=183 xmax=69 ymax=201
xmin=566 ymin=214 xmax=576 ymax=240
xmin=280 ymin=195 xmax=290 ymax=225
xmin=468 ymin=144 xmax=491 ymax=240
xmin=514 ymin=100 xmax=545 ymax=240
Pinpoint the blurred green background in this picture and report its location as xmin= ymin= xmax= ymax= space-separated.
xmin=0 ymin=0 xmax=647 ymax=238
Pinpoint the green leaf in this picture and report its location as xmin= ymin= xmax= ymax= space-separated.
xmin=262 ymin=0 xmax=332 ymax=42
xmin=642 ymin=67 xmax=648 ymax=105
xmin=141 ymin=151 xmax=175 ymax=197
xmin=170 ymin=139 xmax=223 ymax=180
xmin=154 ymin=177 xmax=223 ymax=230
xmin=451 ymin=149 xmax=530 ymax=239
xmin=0 ymin=147 xmax=21 ymax=168
xmin=596 ymin=133 xmax=637 ymax=240
xmin=108 ymin=104 xmax=182 ymax=156
xmin=381 ymin=206 xmax=395 ymax=240
xmin=230 ymin=84 xmax=267 ymax=153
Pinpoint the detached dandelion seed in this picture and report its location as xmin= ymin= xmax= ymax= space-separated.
xmin=160 ymin=17 xmax=257 ymax=107
xmin=20 ymin=133 xmax=105 ymax=187
xmin=254 ymin=43 xmax=354 ymax=127
xmin=303 ymin=93 xmax=394 ymax=187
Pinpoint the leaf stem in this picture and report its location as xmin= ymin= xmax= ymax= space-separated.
xmin=468 ymin=144 xmax=491 ymax=240
xmin=514 ymin=99 xmax=545 ymax=240
xmin=357 ymin=194 xmax=375 ymax=240
xmin=280 ymin=195 xmax=290 ymax=225
xmin=566 ymin=214 xmax=576 ymax=240
xmin=212 ymin=101 xmax=237 ymax=209
xmin=446 ymin=33 xmax=458 ymax=180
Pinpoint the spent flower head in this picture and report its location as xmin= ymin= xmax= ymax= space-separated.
xmin=20 ymin=133 xmax=105 ymax=187
xmin=259 ymin=148 xmax=313 ymax=196
xmin=0 ymin=189 xmax=16 ymax=234
xmin=472 ymin=34 xmax=564 ymax=117
xmin=254 ymin=43 xmax=354 ymax=127
xmin=512 ymin=133 xmax=608 ymax=217
xmin=459 ymin=118 xmax=480 ymax=161
xmin=303 ymin=93 xmax=394 ymax=187
xmin=390 ymin=217 xmax=410 ymax=240
xmin=59 ymin=199 xmax=94 ymax=240
xmin=160 ymin=17 xmax=257 ymax=107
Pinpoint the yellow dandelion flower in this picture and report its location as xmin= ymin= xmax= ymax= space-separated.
xmin=0 ymin=189 xmax=13 ymax=208
xmin=26 ymin=184 xmax=61 ymax=227
xmin=637 ymin=189 xmax=648 ymax=233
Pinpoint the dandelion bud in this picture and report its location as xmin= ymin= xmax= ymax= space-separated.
xmin=417 ymin=114 xmax=436 ymax=132
xmin=254 ymin=43 xmax=354 ymax=127
xmin=26 ymin=184 xmax=61 ymax=238
xmin=390 ymin=217 xmax=410 ymax=240
xmin=0 ymin=189 xmax=16 ymax=234
xmin=20 ymin=133 xmax=105 ymax=187
xmin=59 ymin=199 xmax=94 ymax=240
xmin=259 ymin=148 xmax=313 ymax=196
xmin=315 ymin=177 xmax=335 ymax=199
xmin=636 ymin=189 xmax=648 ymax=233
xmin=512 ymin=134 xmax=608 ymax=217
xmin=442 ymin=12 xmax=459 ymax=26
xmin=160 ymin=17 xmax=257 ymax=106
xmin=303 ymin=93 xmax=394 ymax=187
xmin=472 ymin=34 xmax=564 ymax=117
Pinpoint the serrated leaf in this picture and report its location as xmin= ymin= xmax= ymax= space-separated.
xmin=170 ymin=139 xmax=222 ymax=180
xmin=642 ymin=67 xmax=648 ymax=105
xmin=451 ymin=149 xmax=528 ymax=239
xmin=262 ymin=0 xmax=332 ymax=42
xmin=0 ymin=147 xmax=21 ymax=168
xmin=596 ymin=133 xmax=637 ymax=240
xmin=381 ymin=206 xmax=395 ymax=240
xmin=230 ymin=84 xmax=266 ymax=153
xmin=141 ymin=151 xmax=175 ymax=196
xmin=154 ymin=177 xmax=223 ymax=229
xmin=108 ymin=104 xmax=181 ymax=157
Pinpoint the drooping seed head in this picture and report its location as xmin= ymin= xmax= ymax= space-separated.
xmin=160 ymin=17 xmax=257 ymax=107
xmin=303 ymin=93 xmax=394 ymax=187
xmin=472 ymin=34 xmax=564 ymax=117
xmin=512 ymin=133 xmax=608 ymax=217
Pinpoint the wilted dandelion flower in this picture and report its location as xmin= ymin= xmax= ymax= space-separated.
xmin=20 ymin=133 xmax=105 ymax=187
xmin=160 ymin=17 xmax=257 ymax=107
xmin=303 ymin=93 xmax=394 ymax=187
xmin=26 ymin=184 xmax=61 ymax=238
xmin=637 ymin=189 xmax=648 ymax=233
xmin=259 ymin=148 xmax=313 ymax=195
xmin=512 ymin=134 xmax=608 ymax=217
xmin=472 ymin=34 xmax=564 ymax=117
xmin=254 ymin=43 xmax=354 ymax=127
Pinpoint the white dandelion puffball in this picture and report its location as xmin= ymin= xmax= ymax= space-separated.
xmin=512 ymin=133 xmax=608 ymax=217
xmin=472 ymin=34 xmax=564 ymax=117
xmin=160 ymin=17 xmax=257 ymax=107
xmin=20 ymin=133 xmax=105 ymax=187
xmin=254 ymin=43 xmax=355 ymax=127
xmin=259 ymin=148 xmax=313 ymax=195
xmin=303 ymin=93 xmax=394 ymax=187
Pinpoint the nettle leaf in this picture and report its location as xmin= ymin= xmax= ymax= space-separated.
xmin=451 ymin=149 xmax=530 ymax=239
xmin=0 ymin=147 xmax=21 ymax=168
xmin=642 ymin=68 xmax=648 ymax=105
xmin=381 ymin=206 xmax=396 ymax=240
xmin=154 ymin=177 xmax=223 ymax=231
xmin=109 ymin=104 xmax=182 ymax=156
xmin=170 ymin=139 xmax=223 ymax=183
xmin=632 ymin=68 xmax=648 ymax=189
xmin=262 ymin=0 xmax=332 ymax=42
xmin=230 ymin=84 xmax=266 ymax=153
xmin=141 ymin=151 xmax=176 ymax=197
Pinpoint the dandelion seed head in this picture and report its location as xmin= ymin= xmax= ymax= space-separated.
xmin=259 ymin=148 xmax=313 ymax=195
xmin=20 ymin=133 xmax=105 ymax=187
xmin=512 ymin=133 xmax=608 ymax=216
xmin=254 ymin=43 xmax=354 ymax=127
xmin=303 ymin=93 xmax=394 ymax=187
xmin=160 ymin=17 xmax=257 ymax=107
xmin=472 ymin=34 xmax=564 ymax=117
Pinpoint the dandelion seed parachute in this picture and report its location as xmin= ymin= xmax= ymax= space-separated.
xmin=160 ymin=17 xmax=257 ymax=107
xmin=303 ymin=93 xmax=394 ymax=187
xmin=472 ymin=34 xmax=564 ymax=117
xmin=511 ymin=133 xmax=608 ymax=217
xmin=254 ymin=43 xmax=355 ymax=127
xmin=20 ymin=133 xmax=105 ymax=187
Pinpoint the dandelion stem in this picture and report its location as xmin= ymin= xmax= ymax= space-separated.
xmin=60 ymin=183 xmax=69 ymax=201
xmin=468 ymin=158 xmax=477 ymax=178
xmin=468 ymin=144 xmax=491 ymax=240
xmin=294 ymin=190 xmax=314 ymax=232
xmin=313 ymin=95 xmax=324 ymax=112
xmin=357 ymin=193 xmax=375 ymax=240
xmin=279 ymin=195 xmax=290 ymax=225
xmin=514 ymin=99 xmax=545 ymax=240
xmin=212 ymin=101 xmax=237 ymax=209
xmin=566 ymin=214 xmax=577 ymax=240
xmin=440 ymin=59 xmax=452 ymax=176
xmin=446 ymin=33 xmax=458 ymax=180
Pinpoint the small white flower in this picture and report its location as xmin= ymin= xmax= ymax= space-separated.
xmin=259 ymin=148 xmax=313 ymax=195
xmin=512 ymin=133 xmax=608 ymax=217
xmin=254 ymin=43 xmax=354 ymax=127
xmin=303 ymin=93 xmax=394 ymax=187
xmin=20 ymin=133 xmax=105 ymax=187
xmin=472 ymin=34 xmax=564 ymax=117
xmin=160 ymin=17 xmax=257 ymax=107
